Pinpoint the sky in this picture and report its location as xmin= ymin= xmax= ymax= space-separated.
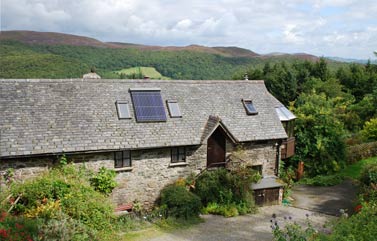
xmin=1 ymin=0 xmax=376 ymax=59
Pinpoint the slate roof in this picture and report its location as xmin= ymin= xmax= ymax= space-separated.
xmin=0 ymin=79 xmax=288 ymax=158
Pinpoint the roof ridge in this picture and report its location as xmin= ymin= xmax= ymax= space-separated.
xmin=0 ymin=79 xmax=265 ymax=84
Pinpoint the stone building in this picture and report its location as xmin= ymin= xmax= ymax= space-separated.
xmin=0 ymin=78 xmax=296 ymax=207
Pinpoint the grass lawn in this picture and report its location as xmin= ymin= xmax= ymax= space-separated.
xmin=299 ymin=156 xmax=377 ymax=186
xmin=340 ymin=156 xmax=377 ymax=179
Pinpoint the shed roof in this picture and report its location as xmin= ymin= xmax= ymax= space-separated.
xmin=0 ymin=79 xmax=288 ymax=158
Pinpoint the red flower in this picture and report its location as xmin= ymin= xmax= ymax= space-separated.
xmin=0 ymin=229 xmax=8 ymax=238
xmin=15 ymin=223 xmax=24 ymax=229
xmin=354 ymin=204 xmax=363 ymax=213
xmin=0 ymin=212 xmax=7 ymax=222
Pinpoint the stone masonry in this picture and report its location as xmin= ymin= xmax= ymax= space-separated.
xmin=1 ymin=140 xmax=279 ymax=208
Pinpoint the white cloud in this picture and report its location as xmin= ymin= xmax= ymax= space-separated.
xmin=0 ymin=0 xmax=376 ymax=59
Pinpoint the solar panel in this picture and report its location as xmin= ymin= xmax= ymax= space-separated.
xmin=131 ymin=90 xmax=167 ymax=122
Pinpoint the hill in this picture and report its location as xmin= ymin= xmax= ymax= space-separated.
xmin=1 ymin=30 xmax=316 ymax=59
xmin=0 ymin=30 xmax=340 ymax=80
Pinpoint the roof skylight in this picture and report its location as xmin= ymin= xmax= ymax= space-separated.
xmin=116 ymin=101 xmax=131 ymax=119
xmin=167 ymin=100 xmax=182 ymax=118
xmin=242 ymin=99 xmax=258 ymax=115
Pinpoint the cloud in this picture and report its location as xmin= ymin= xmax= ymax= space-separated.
xmin=1 ymin=0 xmax=376 ymax=59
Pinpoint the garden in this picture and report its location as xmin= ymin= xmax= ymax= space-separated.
xmin=0 ymin=155 xmax=261 ymax=240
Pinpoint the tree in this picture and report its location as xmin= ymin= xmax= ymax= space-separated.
xmin=292 ymin=92 xmax=346 ymax=176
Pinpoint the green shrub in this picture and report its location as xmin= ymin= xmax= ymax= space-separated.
xmin=38 ymin=211 xmax=98 ymax=241
xmin=0 ymin=213 xmax=39 ymax=241
xmin=90 ymin=167 xmax=117 ymax=195
xmin=359 ymin=162 xmax=377 ymax=186
xmin=160 ymin=184 xmax=201 ymax=219
xmin=201 ymin=202 xmax=240 ymax=217
xmin=193 ymin=167 xmax=258 ymax=216
xmin=299 ymin=174 xmax=344 ymax=186
xmin=6 ymin=163 xmax=115 ymax=232
xmin=323 ymin=202 xmax=377 ymax=241
xmin=346 ymin=141 xmax=377 ymax=164
xmin=361 ymin=118 xmax=377 ymax=142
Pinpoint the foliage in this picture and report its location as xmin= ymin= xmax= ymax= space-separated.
xmin=359 ymin=162 xmax=377 ymax=186
xmin=322 ymin=202 xmax=377 ymax=241
xmin=201 ymin=202 xmax=241 ymax=217
xmin=193 ymin=167 xmax=258 ymax=216
xmin=89 ymin=167 xmax=117 ymax=195
xmin=159 ymin=184 xmax=202 ymax=219
xmin=292 ymin=92 xmax=347 ymax=176
xmin=116 ymin=66 xmax=170 ymax=79
xmin=3 ymin=163 xmax=115 ymax=238
xmin=0 ymin=212 xmax=39 ymax=241
xmin=346 ymin=141 xmax=377 ymax=164
xmin=360 ymin=118 xmax=377 ymax=141
xmin=279 ymin=167 xmax=296 ymax=198
xmin=337 ymin=156 xmax=376 ymax=180
xmin=299 ymin=174 xmax=344 ymax=186
xmin=37 ymin=211 xmax=98 ymax=241
xmin=271 ymin=214 xmax=318 ymax=241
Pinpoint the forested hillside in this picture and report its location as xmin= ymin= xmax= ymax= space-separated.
xmin=1 ymin=31 xmax=349 ymax=80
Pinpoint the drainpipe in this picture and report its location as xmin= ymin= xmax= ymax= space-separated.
xmin=275 ymin=141 xmax=281 ymax=176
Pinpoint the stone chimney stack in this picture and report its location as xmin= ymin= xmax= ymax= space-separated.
xmin=83 ymin=67 xmax=101 ymax=79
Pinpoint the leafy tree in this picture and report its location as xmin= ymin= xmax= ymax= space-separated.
xmin=292 ymin=92 xmax=346 ymax=176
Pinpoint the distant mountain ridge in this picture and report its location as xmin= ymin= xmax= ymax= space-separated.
xmin=0 ymin=30 xmax=318 ymax=60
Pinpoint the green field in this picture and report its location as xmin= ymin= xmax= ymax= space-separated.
xmin=115 ymin=67 xmax=170 ymax=80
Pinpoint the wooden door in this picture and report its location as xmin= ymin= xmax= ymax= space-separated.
xmin=265 ymin=188 xmax=280 ymax=205
xmin=254 ymin=189 xmax=265 ymax=206
xmin=254 ymin=188 xmax=280 ymax=206
xmin=207 ymin=128 xmax=226 ymax=167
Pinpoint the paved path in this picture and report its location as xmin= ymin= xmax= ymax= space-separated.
xmin=129 ymin=206 xmax=333 ymax=241
xmin=291 ymin=180 xmax=358 ymax=216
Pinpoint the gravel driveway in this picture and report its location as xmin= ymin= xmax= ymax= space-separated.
xmin=133 ymin=206 xmax=333 ymax=241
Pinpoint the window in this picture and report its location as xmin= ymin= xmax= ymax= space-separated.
xmin=167 ymin=100 xmax=182 ymax=118
xmin=130 ymin=88 xmax=167 ymax=122
xmin=114 ymin=150 xmax=131 ymax=168
xmin=283 ymin=120 xmax=295 ymax=138
xmin=242 ymin=99 xmax=258 ymax=115
xmin=251 ymin=165 xmax=263 ymax=175
xmin=116 ymin=101 xmax=131 ymax=119
xmin=171 ymin=147 xmax=186 ymax=163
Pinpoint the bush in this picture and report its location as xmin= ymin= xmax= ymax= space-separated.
xmin=347 ymin=141 xmax=377 ymax=164
xmin=359 ymin=162 xmax=377 ymax=186
xmin=361 ymin=118 xmax=377 ymax=142
xmin=193 ymin=167 xmax=258 ymax=216
xmin=323 ymin=202 xmax=377 ymax=241
xmin=201 ymin=202 xmax=239 ymax=217
xmin=5 ymin=163 xmax=115 ymax=234
xmin=299 ymin=174 xmax=344 ymax=186
xmin=0 ymin=213 xmax=39 ymax=241
xmin=89 ymin=167 xmax=117 ymax=195
xmin=160 ymin=184 xmax=202 ymax=219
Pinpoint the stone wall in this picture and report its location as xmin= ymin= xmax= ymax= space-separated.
xmin=226 ymin=140 xmax=279 ymax=177
xmin=0 ymin=140 xmax=280 ymax=208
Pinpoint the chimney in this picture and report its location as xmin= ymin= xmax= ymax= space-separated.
xmin=83 ymin=67 xmax=101 ymax=79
